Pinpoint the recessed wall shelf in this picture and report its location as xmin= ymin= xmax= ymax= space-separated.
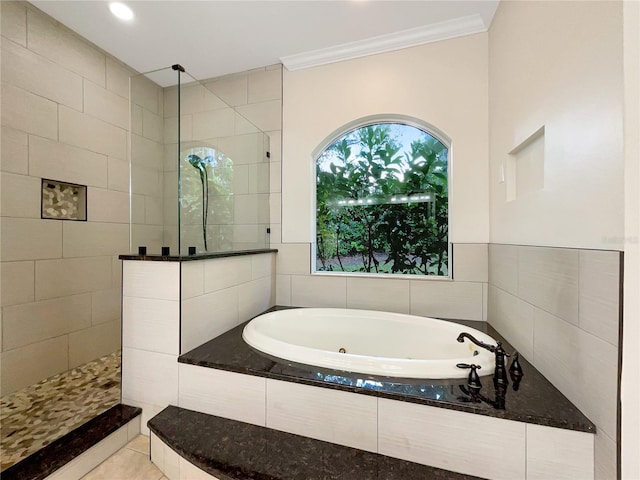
xmin=506 ymin=125 xmax=545 ymax=202
xmin=41 ymin=179 xmax=87 ymax=221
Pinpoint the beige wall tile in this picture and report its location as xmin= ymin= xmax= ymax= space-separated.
xmin=131 ymin=194 xmax=145 ymax=225
xmin=1 ymin=1 xmax=27 ymax=46
xmin=122 ymin=261 xmax=179 ymax=300
xmin=233 ymin=194 xmax=260 ymax=224
xmin=0 ymin=261 xmax=34 ymax=306
xmin=27 ymin=9 xmax=106 ymax=86
xmin=192 ymin=108 xmax=235 ymax=140
xmin=347 ymin=276 xmax=410 ymax=314
xmin=214 ymin=133 xmax=263 ymax=165
xmin=238 ymin=276 xmax=273 ymax=321
xmin=63 ymin=222 xmax=129 ymax=258
xmin=87 ymin=188 xmax=130 ymax=223
xmin=69 ymin=319 xmax=120 ymax=368
xmin=251 ymin=253 xmax=275 ymax=280
xmin=0 ymin=335 xmax=68 ymax=395
xmin=180 ymin=83 xmax=226 ymax=115
xmin=526 ymin=424 xmax=594 ymax=480
xmin=204 ymin=76 xmax=247 ymax=106
xmin=2 ymin=293 xmax=91 ymax=351
xmin=1 ymin=126 xmax=28 ymax=174
xmin=235 ymin=111 xmax=260 ymax=135
xmin=275 ymin=274 xmax=291 ymax=305
xmin=248 ymin=68 xmax=282 ymax=103
xmin=266 ymin=379 xmax=377 ymax=452
xmin=29 ymin=135 xmax=109 ymax=188
xmin=235 ymin=100 xmax=281 ymax=132
xmin=84 ymin=80 xmax=129 ymax=129
xmin=410 ymin=280 xmax=484 ymax=320
xmin=106 ymin=58 xmax=132 ymax=99
xmin=131 ymin=224 xmax=164 ymax=254
xmin=59 ymin=106 xmax=127 ymax=159
xmin=123 ymin=296 xmax=179 ymax=355
xmin=91 ymin=287 xmax=121 ymax=325
xmin=274 ymin=243 xmax=310 ymax=275
xmin=518 ymin=246 xmax=579 ymax=325
xmin=488 ymin=244 xmax=519 ymax=295
xmin=1 ymin=217 xmax=62 ymax=261
xmin=142 ymin=109 xmax=163 ymax=143
xmin=203 ymin=256 xmax=252 ymax=293
xmin=488 ymin=285 xmax=535 ymax=360
xmin=453 ymin=243 xmax=488 ymax=282
xmin=579 ymin=250 xmax=620 ymax=346
xmin=144 ymin=196 xmax=164 ymax=225
xmin=181 ymin=261 xmax=204 ymax=300
xmin=107 ymin=157 xmax=130 ymax=193
xmin=378 ymin=398 xmax=526 ymax=480
xmin=595 ymin=431 xmax=617 ymax=480
xmin=131 ymin=134 xmax=164 ymax=170
xmin=121 ymin=347 xmax=178 ymax=408
xmin=270 ymin=161 xmax=281 ymax=193
xmin=36 ymin=256 xmax=112 ymax=300
xmin=290 ymin=274 xmax=347 ymax=308
xmin=131 ymin=166 xmax=162 ymax=196
xmin=179 ymin=365 xmax=266 ymax=427
xmin=1 ymin=83 xmax=58 ymax=140
xmin=111 ymin=255 xmax=123 ymax=288
xmin=181 ymin=287 xmax=238 ymax=353
xmin=131 ymin=104 xmax=143 ymax=136
xmin=267 ymin=130 xmax=282 ymax=162
xmin=533 ymin=308 xmax=618 ymax=439
xmin=0 ymin=172 xmax=41 ymax=218
xmin=2 ymin=38 xmax=83 ymax=110
xmin=130 ymin=74 xmax=160 ymax=114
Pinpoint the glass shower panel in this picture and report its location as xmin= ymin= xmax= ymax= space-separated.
xmin=129 ymin=67 xmax=177 ymax=254
xmin=178 ymin=74 xmax=270 ymax=255
xmin=130 ymin=66 xmax=270 ymax=256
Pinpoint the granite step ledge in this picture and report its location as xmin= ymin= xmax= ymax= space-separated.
xmin=148 ymin=405 xmax=486 ymax=480
xmin=2 ymin=404 xmax=141 ymax=480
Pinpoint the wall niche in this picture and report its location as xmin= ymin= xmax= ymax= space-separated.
xmin=41 ymin=179 xmax=87 ymax=221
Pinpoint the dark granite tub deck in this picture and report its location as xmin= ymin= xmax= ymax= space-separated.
xmin=179 ymin=307 xmax=595 ymax=433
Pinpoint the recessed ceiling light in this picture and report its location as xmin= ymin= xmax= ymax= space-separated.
xmin=109 ymin=2 xmax=134 ymax=21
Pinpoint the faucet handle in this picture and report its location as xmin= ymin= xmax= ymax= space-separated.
xmin=456 ymin=363 xmax=483 ymax=397
xmin=509 ymin=352 xmax=524 ymax=391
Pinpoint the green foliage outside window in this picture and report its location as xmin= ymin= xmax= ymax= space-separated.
xmin=315 ymin=123 xmax=449 ymax=275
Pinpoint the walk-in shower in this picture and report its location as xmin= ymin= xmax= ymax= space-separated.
xmin=129 ymin=65 xmax=270 ymax=256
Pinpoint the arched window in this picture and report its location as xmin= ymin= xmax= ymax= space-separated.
xmin=315 ymin=119 xmax=449 ymax=276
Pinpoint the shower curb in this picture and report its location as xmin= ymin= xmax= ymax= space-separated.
xmin=1 ymin=404 xmax=141 ymax=480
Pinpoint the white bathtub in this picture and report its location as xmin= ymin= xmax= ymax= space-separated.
xmin=242 ymin=308 xmax=497 ymax=379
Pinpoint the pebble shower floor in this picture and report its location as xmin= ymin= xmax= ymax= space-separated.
xmin=0 ymin=350 xmax=121 ymax=471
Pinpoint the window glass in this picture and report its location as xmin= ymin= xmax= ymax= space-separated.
xmin=315 ymin=123 xmax=449 ymax=276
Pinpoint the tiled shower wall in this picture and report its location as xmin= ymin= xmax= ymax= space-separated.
xmin=488 ymin=244 xmax=620 ymax=480
xmin=203 ymin=66 xmax=282 ymax=251
xmin=0 ymin=2 xmax=133 ymax=394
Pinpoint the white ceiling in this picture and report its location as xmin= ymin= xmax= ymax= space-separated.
xmin=31 ymin=1 xmax=499 ymax=85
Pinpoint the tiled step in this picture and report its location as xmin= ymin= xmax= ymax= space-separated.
xmin=1 ymin=404 xmax=141 ymax=480
xmin=148 ymin=405 xmax=485 ymax=480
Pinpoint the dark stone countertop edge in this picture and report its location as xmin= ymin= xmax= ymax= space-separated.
xmin=119 ymin=248 xmax=278 ymax=262
xmin=178 ymin=355 xmax=594 ymax=433
xmin=178 ymin=306 xmax=596 ymax=434
xmin=1 ymin=404 xmax=141 ymax=480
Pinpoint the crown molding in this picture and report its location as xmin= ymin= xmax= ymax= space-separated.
xmin=281 ymin=14 xmax=487 ymax=72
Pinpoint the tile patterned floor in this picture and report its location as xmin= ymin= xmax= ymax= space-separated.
xmin=81 ymin=435 xmax=166 ymax=480
xmin=0 ymin=350 xmax=121 ymax=471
